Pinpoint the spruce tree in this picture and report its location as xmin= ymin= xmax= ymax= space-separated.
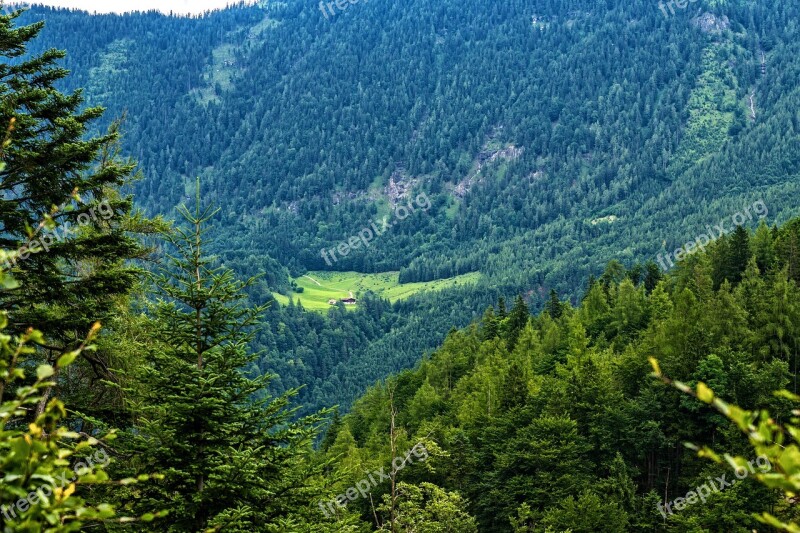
xmin=480 ymin=305 xmax=499 ymax=341
xmin=752 ymin=220 xmax=777 ymax=274
xmin=320 ymin=408 xmax=342 ymax=453
xmin=0 ymin=9 xmax=152 ymax=426
xmin=776 ymin=221 xmax=800 ymax=283
xmin=711 ymin=234 xmax=732 ymax=289
xmin=499 ymin=361 xmax=528 ymax=409
xmin=626 ymin=263 xmax=643 ymax=286
xmin=727 ymin=225 xmax=752 ymax=284
xmin=545 ymin=289 xmax=563 ymax=319
xmin=496 ymin=297 xmax=508 ymax=319
xmin=643 ymin=260 xmax=662 ymax=294
xmin=0 ymin=9 xmax=146 ymax=343
xmin=599 ymin=260 xmax=626 ymax=291
xmin=504 ymin=295 xmax=530 ymax=349
xmin=123 ymin=196 xmax=329 ymax=531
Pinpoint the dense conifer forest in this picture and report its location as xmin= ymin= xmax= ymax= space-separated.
xmin=2 ymin=0 xmax=800 ymax=530
xmin=17 ymin=0 xmax=800 ymax=415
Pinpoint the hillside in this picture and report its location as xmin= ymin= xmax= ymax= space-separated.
xmin=325 ymin=218 xmax=800 ymax=531
xmin=17 ymin=0 xmax=800 ymax=415
xmin=4 ymin=3 xmax=800 ymax=531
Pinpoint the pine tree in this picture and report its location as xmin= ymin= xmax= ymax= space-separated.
xmin=0 ymin=10 xmax=154 ymax=428
xmin=321 ymin=408 xmax=343 ymax=452
xmin=122 ymin=195 xmax=329 ymax=531
xmin=752 ymin=221 xmax=777 ymax=274
xmin=545 ymin=288 xmax=563 ymax=319
xmin=504 ymin=295 xmax=530 ymax=349
xmin=726 ymin=225 xmax=752 ymax=284
xmin=480 ymin=305 xmax=499 ymax=341
xmin=496 ymin=297 xmax=508 ymax=319
xmin=627 ymin=263 xmax=643 ymax=286
xmin=0 ymin=10 xmax=147 ymax=344
xmin=643 ymin=261 xmax=663 ymax=294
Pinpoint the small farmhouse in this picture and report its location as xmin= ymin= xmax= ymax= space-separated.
xmin=328 ymin=297 xmax=358 ymax=306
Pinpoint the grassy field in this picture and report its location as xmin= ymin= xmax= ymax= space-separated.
xmin=272 ymin=271 xmax=481 ymax=311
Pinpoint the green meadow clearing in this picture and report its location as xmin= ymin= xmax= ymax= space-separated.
xmin=272 ymin=271 xmax=481 ymax=311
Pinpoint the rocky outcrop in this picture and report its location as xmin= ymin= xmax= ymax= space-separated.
xmin=454 ymin=144 xmax=524 ymax=198
xmin=692 ymin=13 xmax=730 ymax=34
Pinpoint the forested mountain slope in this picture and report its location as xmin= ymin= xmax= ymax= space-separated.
xmin=6 ymin=5 xmax=800 ymax=531
xmin=324 ymin=219 xmax=800 ymax=531
xmin=19 ymin=0 xmax=800 ymax=414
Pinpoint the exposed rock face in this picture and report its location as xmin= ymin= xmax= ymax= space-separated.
xmin=454 ymin=144 xmax=524 ymax=198
xmin=692 ymin=12 xmax=730 ymax=34
xmin=330 ymin=162 xmax=418 ymax=208
xmin=385 ymin=174 xmax=419 ymax=206
xmin=479 ymin=146 xmax=524 ymax=168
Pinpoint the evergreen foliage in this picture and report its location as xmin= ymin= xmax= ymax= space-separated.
xmin=17 ymin=0 xmax=800 ymax=416
xmin=2 ymin=3 xmax=800 ymax=531
xmin=117 ymin=196 xmax=331 ymax=532
xmin=326 ymin=217 xmax=800 ymax=531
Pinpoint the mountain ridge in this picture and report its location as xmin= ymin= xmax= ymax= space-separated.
xmin=18 ymin=0 xmax=800 ymax=415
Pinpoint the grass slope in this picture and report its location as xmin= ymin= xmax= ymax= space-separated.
xmin=272 ymin=271 xmax=481 ymax=311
